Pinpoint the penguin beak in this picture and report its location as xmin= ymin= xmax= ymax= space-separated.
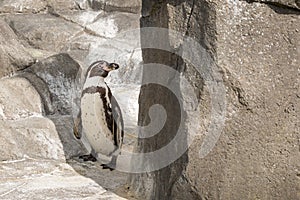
xmin=109 ymin=63 xmax=119 ymax=70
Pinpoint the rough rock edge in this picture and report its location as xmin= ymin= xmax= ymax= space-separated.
xmin=0 ymin=0 xmax=140 ymax=14
xmin=244 ymin=0 xmax=300 ymax=11
xmin=85 ymin=0 xmax=141 ymax=14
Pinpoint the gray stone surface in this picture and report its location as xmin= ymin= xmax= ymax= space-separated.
xmin=0 ymin=0 xmax=47 ymax=14
xmin=0 ymin=159 xmax=127 ymax=200
xmin=19 ymin=54 xmax=81 ymax=115
xmin=5 ymin=14 xmax=83 ymax=53
xmin=246 ymin=0 xmax=300 ymax=10
xmin=83 ymin=0 xmax=141 ymax=13
xmin=130 ymin=0 xmax=299 ymax=200
xmin=0 ymin=0 xmax=79 ymax=14
xmin=0 ymin=19 xmax=35 ymax=78
xmin=0 ymin=77 xmax=65 ymax=161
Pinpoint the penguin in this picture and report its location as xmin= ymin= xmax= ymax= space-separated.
xmin=73 ymin=60 xmax=124 ymax=170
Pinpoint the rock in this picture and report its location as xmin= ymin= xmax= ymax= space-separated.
xmin=247 ymin=0 xmax=300 ymax=10
xmin=0 ymin=0 xmax=79 ymax=14
xmin=48 ymin=115 xmax=88 ymax=159
xmin=130 ymin=0 xmax=299 ymax=199
xmin=0 ymin=122 xmax=22 ymax=161
xmin=87 ymin=0 xmax=141 ymax=13
xmin=0 ymin=77 xmax=65 ymax=161
xmin=0 ymin=117 xmax=65 ymax=161
xmin=0 ymin=0 xmax=47 ymax=14
xmin=47 ymin=0 xmax=78 ymax=11
xmin=5 ymin=14 xmax=83 ymax=53
xmin=85 ymin=12 xmax=140 ymax=38
xmin=0 ymin=159 xmax=127 ymax=199
xmin=4 ymin=10 xmax=141 ymax=65
xmin=0 ymin=19 xmax=35 ymax=78
xmin=0 ymin=77 xmax=42 ymax=120
xmin=20 ymin=53 xmax=81 ymax=115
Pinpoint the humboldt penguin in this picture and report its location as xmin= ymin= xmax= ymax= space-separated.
xmin=73 ymin=60 xmax=124 ymax=170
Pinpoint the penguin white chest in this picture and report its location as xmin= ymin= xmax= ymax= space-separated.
xmin=81 ymin=90 xmax=115 ymax=155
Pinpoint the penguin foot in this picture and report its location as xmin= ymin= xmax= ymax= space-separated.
xmin=100 ymin=155 xmax=117 ymax=171
xmin=79 ymin=154 xmax=97 ymax=162
xmin=101 ymin=163 xmax=115 ymax=171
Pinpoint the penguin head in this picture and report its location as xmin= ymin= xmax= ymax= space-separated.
xmin=87 ymin=61 xmax=120 ymax=78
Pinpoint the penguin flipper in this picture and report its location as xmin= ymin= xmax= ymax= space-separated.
xmin=73 ymin=111 xmax=82 ymax=139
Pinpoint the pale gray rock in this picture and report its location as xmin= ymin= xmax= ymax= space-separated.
xmin=0 ymin=77 xmax=65 ymax=161
xmin=0 ymin=77 xmax=42 ymax=120
xmin=0 ymin=0 xmax=79 ymax=14
xmin=0 ymin=159 xmax=128 ymax=199
xmin=5 ymin=14 xmax=83 ymax=53
xmin=47 ymin=0 xmax=78 ymax=11
xmin=0 ymin=117 xmax=65 ymax=161
xmin=85 ymin=12 xmax=140 ymax=38
xmin=0 ymin=19 xmax=35 ymax=78
xmin=0 ymin=0 xmax=47 ymax=14
xmin=87 ymin=0 xmax=141 ymax=13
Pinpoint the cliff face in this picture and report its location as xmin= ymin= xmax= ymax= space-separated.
xmin=130 ymin=0 xmax=299 ymax=199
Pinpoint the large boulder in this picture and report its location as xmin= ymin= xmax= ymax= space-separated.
xmin=20 ymin=53 xmax=81 ymax=115
xmin=0 ymin=77 xmax=65 ymax=161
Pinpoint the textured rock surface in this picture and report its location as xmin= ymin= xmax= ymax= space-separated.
xmin=246 ymin=0 xmax=300 ymax=9
xmin=20 ymin=53 xmax=81 ymax=115
xmin=189 ymin=1 xmax=299 ymax=199
xmin=0 ymin=77 xmax=65 ymax=161
xmin=130 ymin=0 xmax=299 ymax=200
xmin=0 ymin=159 xmax=127 ymax=200
xmin=81 ymin=0 xmax=141 ymax=13
xmin=0 ymin=0 xmax=47 ymax=14
xmin=0 ymin=20 xmax=35 ymax=77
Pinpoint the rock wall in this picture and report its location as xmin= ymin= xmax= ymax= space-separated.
xmin=130 ymin=0 xmax=299 ymax=199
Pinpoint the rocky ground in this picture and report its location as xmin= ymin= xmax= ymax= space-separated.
xmin=0 ymin=158 xmax=130 ymax=200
